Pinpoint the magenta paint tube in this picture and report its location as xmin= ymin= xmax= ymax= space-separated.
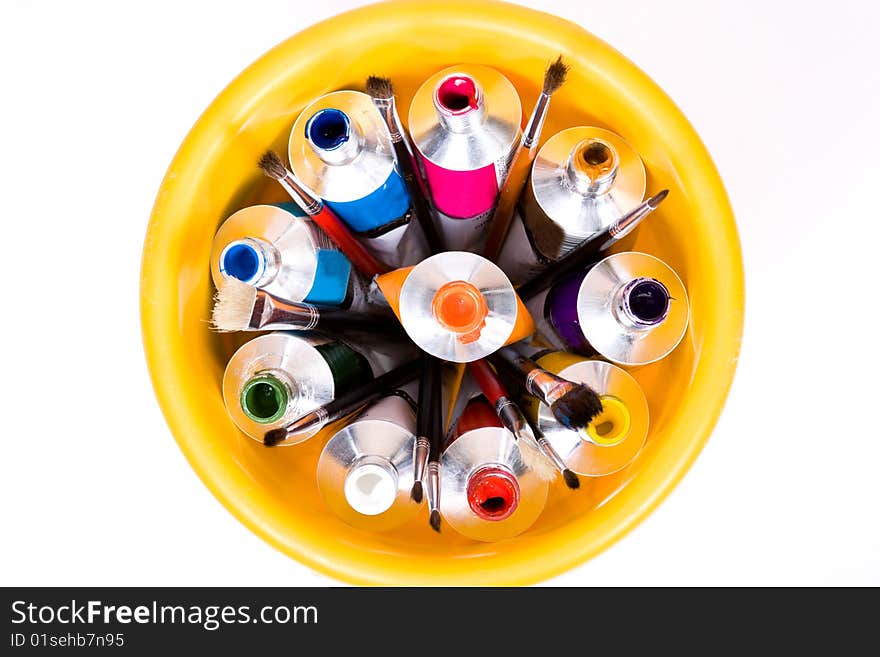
xmin=408 ymin=64 xmax=521 ymax=252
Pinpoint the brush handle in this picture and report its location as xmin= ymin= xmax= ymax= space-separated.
xmin=523 ymin=412 xmax=568 ymax=474
xmin=391 ymin=140 xmax=446 ymax=254
xmin=516 ymin=192 xmax=665 ymax=301
xmin=324 ymin=358 xmax=423 ymax=424
xmin=315 ymin=308 xmax=402 ymax=334
xmin=309 ymin=206 xmax=389 ymax=279
xmin=417 ymin=355 xmax=437 ymax=439
xmin=483 ymin=89 xmax=552 ymax=261
xmin=467 ymin=359 xmax=508 ymax=409
xmin=490 ymin=347 xmax=570 ymax=406
xmin=256 ymin=292 xmax=400 ymax=333
xmin=490 ymin=347 xmax=540 ymax=382
xmin=427 ymin=356 xmax=445 ymax=463
xmin=482 ymin=142 xmax=534 ymax=260
xmin=515 ymin=228 xmax=608 ymax=301
xmin=469 ymin=359 xmax=531 ymax=438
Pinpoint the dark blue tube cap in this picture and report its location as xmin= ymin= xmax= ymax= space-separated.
xmin=626 ymin=278 xmax=670 ymax=324
xmin=306 ymin=108 xmax=351 ymax=151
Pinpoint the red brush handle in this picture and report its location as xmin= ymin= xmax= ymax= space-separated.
xmin=468 ymin=359 xmax=509 ymax=408
xmin=311 ymin=206 xmax=388 ymax=279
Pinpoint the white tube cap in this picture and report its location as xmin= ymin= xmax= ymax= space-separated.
xmin=344 ymin=461 xmax=399 ymax=516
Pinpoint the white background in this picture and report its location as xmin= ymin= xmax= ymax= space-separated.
xmin=1 ymin=0 xmax=878 ymax=586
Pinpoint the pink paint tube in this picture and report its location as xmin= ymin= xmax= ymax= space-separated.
xmin=408 ymin=65 xmax=522 ymax=252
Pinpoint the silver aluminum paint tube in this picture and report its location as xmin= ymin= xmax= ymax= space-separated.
xmin=289 ymin=91 xmax=427 ymax=268
xmin=543 ymin=252 xmax=689 ymax=366
xmin=210 ymin=204 xmax=374 ymax=313
xmin=408 ymin=64 xmax=522 ymax=252
xmin=222 ymin=332 xmax=417 ymax=445
xmin=316 ymin=381 xmax=420 ymax=531
xmin=497 ymin=127 xmax=646 ymax=285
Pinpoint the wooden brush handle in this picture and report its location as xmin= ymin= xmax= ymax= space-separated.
xmin=482 ymin=145 xmax=534 ymax=260
xmin=467 ymin=359 xmax=509 ymax=408
xmin=311 ymin=206 xmax=388 ymax=279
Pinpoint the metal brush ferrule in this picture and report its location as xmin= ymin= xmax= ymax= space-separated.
xmin=534 ymin=431 xmax=569 ymax=474
xmin=388 ymin=105 xmax=410 ymax=147
xmin=287 ymin=406 xmax=330 ymax=438
xmin=525 ymin=368 xmax=571 ymax=405
xmin=412 ymin=436 xmax=430 ymax=489
xmin=253 ymin=293 xmax=320 ymax=331
xmin=373 ymin=98 xmax=405 ymax=144
xmin=495 ymin=398 xmax=526 ymax=435
xmin=280 ymin=173 xmax=323 ymax=215
xmin=426 ymin=461 xmax=441 ymax=514
xmin=522 ymin=92 xmax=551 ymax=149
xmin=607 ymin=198 xmax=655 ymax=241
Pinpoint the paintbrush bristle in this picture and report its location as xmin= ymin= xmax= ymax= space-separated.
xmin=429 ymin=510 xmax=441 ymax=533
xmin=562 ymin=468 xmax=580 ymax=490
xmin=211 ymin=278 xmax=257 ymax=332
xmin=551 ymin=384 xmax=603 ymax=431
xmin=365 ymin=75 xmax=394 ymax=100
xmin=410 ymin=481 xmax=424 ymax=504
xmin=542 ymin=55 xmax=569 ymax=95
xmin=517 ymin=434 xmax=558 ymax=482
xmin=258 ymin=150 xmax=288 ymax=180
xmin=263 ymin=427 xmax=288 ymax=447
xmin=648 ymin=189 xmax=669 ymax=208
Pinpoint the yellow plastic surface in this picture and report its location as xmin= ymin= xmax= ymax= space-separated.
xmin=140 ymin=0 xmax=744 ymax=586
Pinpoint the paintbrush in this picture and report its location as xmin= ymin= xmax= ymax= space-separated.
xmin=365 ymin=75 xmax=446 ymax=254
xmin=423 ymin=357 xmax=445 ymax=532
xmin=258 ymin=150 xmax=388 ymax=279
xmin=517 ymin=189 xmax=669 ymax=301
xmin=410 ymin=355 xmax=440 ymax=503
xmin=263 ymin=357 xmax=423 ymax=447
xmin=467 ymin=359 xmax=563 ymax=483
xmin=211 ymin=277 xmax=401 ymax=334
xmin=524 ymin=412 xmax=579 ymax=489
xmin=482 ymin=56 xmax=569 ymax=260
xmin=490 ymin=345 xmax=602 ymax=432
xmin=486 ymin=354 xmax=579 ymax=488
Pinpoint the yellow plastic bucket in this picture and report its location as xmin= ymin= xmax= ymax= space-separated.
xmin=140 ymin=0 xmax=744 ymax=585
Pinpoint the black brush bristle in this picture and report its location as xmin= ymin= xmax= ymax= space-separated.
xmin=429 ymin=510 xmax=441 ymax=533
xmin=365 ymin=75 xmax=394 ymax=100
xmin=551 ymin=384 xmax=603 ymax=430
xmin=562 ymin=468 xmax=580 ymax=490
xmin=410 ymin=481 xmax=424 ymax=504
xmin=263 ymin=428 xmax=288 ymax=447
xmin=542 ymin=55 xmax=570 ymax=95
xmin=258 ymin=150 xmax=287 ymax=180
xmin=648 ymin=189 xmax=669 ymax=208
